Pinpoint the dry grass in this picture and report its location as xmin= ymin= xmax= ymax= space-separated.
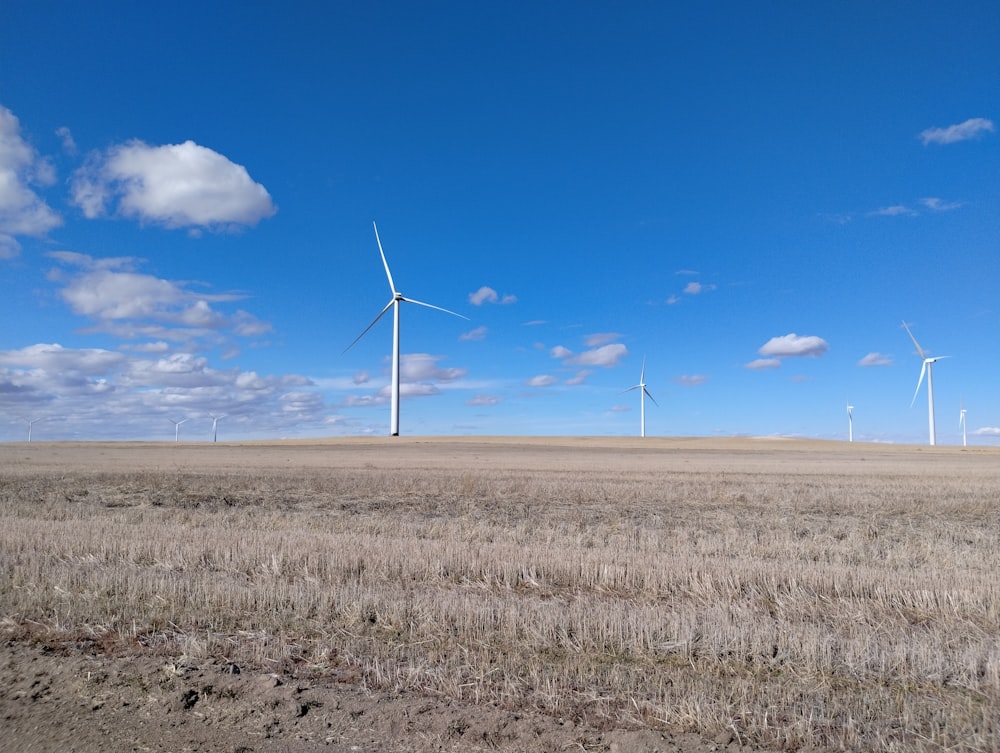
xmin=0 ymin=439 xmax=997 ymax=751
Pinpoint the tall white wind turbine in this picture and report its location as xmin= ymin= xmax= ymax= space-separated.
xmin=344 ymin=222 xmax=468 ymax=436
xmin=902 ymin=321 xmax=949 ymax=446
xmin=622 ymin=358 xmax=658 ymax=438
xmin=959 ymin=404 xmax=967 ymax=447
xmin=169 ymin=418 xmax=188 ymax=442
xmin=210 ymin=414 xmax=226 ymax=443
xmin=19 ymin=416 xmax=43 ymax=442
xmin=846 ymin=402 xmax=854 ymax=443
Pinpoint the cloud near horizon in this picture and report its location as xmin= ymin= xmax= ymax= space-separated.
xmin=70 ymin=139 xmax=276 ymax=229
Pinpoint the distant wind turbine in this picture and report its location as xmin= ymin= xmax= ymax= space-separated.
xmin=902 ymin=321 xmax=949 ymax=446
xmin=846 ymin=402 xmax=854 ymax=443
xmin=169 ymin=418 xmax=188 ymax=442
xmin=19 ymin=416 xmax=43 ymax=442
xmin=344 ymin=221 xmax=468 ymax=436
xmin=959 ymin=404 xmax=967 ymax=447
xmin=622 ymin=358 xmax=657 ymax=438
xmin=210 ymin=414 xmax=226 ymax=443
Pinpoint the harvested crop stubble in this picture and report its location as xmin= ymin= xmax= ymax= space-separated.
xmin=0 ymin=438 xmax=997 ymax=751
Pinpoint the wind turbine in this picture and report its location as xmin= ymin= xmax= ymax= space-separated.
xmin=902 ymin=321 xmax=949 ymax=446
xmin=344 ymin=221 xmax=468 ymax=436
xmin=210 ymin=414 xmax=226 ymax=443
xmin=959 ymin=404 xmax=967 ymax=447
xmin=169 ymin=418 xmax=188 ymax=442
xmin=19 ymin=416 xmax=43 ymax=442
xmin=622 ymin=358 xmax=657 ymax=438
xmin=846 ymin=402 xmax=854 ymax=443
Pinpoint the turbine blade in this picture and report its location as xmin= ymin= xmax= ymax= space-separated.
xmin=644 ymin=387 xmax=658 ymax=406
xmin=901 ymin=320 xmax=926 ymax=358
xmin=910 ymin=361 xmax=927 ymax=407
xmin=640 ymin=356 xmax=646 ymax=382
xmin=621 ymin=385 xmax=640 ymax=394
xmin=343 ymin=300 xmax=395 ymax=353
xmin=400 ymin=296 xmax=470 ymax=320
xmin=373 ymin=222 xmax=397 ymax=295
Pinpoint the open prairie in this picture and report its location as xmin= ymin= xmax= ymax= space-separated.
xmin=1 ymin=437 xmax=997 ymax=752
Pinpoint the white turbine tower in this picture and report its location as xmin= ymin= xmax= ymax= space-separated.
xmin=210 ymin=414 xmax=226 ymax=443
xmin=19 ymin=416 xmax=43 ymax=442
xmin=622 ymin=358 xmax=657 ymax=438
xmin=345 ymin=221 xmax=468 ymax=436
xmin=846 ymin=402 xmax=854 ymax=443
xmin=169 ymin=418 xmax=188 ymax=442
xmin=959 ymin=404 xmax=967 ymax=447
xmin=902 ymin=321 xmax=949 ymax=446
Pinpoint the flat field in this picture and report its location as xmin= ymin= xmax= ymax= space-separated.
xmin=1 ymin=437 xmax=997 ymax=752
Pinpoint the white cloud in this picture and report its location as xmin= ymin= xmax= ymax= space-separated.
xmin=746 ymin=358 xmax=782 ymax=370
xmin=683 ymin=281 xmax=716 ymax=295
xmin=70 ymin=139 xmax=276 ymax=229
xmin=0 ymin=104 xmax=62 ymax=257
xmin=972 ymin=427 xmax=1000 ymax=436
xmin=666 ymin=295 xmax=681 ymax=305
xmin=56 ymin=126 xmax=77 ymax=154
xmin=565 ymin=370 xmax=592 ymax=385
xmin=858 ymin=352 xmax=893 ymax=367
xmin=0 ymin=343 xmax=125 ymax=375
xmin=584 ymin=332 xmax=621 ymax=347
xmin=758 ymin=334 xmax=828 ymax=358
xmin=459 ymin=326 xmax=488 ymax=341
xmin=399 ymin=353 xmax=466 ymax=382
xmin=468 ymin=286 xmax=516 ymax=305
xmin=868 ymin=205 xmax=917 ymax=217
xmin=676 ymin=374 xmax=708 ymax=386
xmin=352 ymin=371 xmax=370 ymax=385
xmin=919 ymin=197 xmax=962 ymax=212
xmin=526 ymin=374 xmax=557 ymax=387
xmin=919 ymin=118 xmax=995 ymax=146
xmin=47 ymin=252 xmax=271 ymax=343
xmin=552 ymin=343 xmax=628 ymax=368
xmin=466 ymin=394 xmax=501 ymax=406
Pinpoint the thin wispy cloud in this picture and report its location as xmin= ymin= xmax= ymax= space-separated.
xmin=551 ymin=342 xmax=628 ymax=368
xmin=858 ymin=352 xmax=893 ymax=367
xmin=868 ymin=205 xmax=918 ymax=217
xmin=565 ymin=370 xmax=592 ymax=385
xmin=919 ymin=197 xmax=962 ymax=212
xmin=526 ymin=374 xmax=557 ymax=387
xmin=584 ymin=332 xmax=621 ymax=347
xmin=676 ymin=374 xmax=709 ymax=386
xmin=466 ymin=394 xmax=501 ymax=406
xmin=919 ymin=117 xmax=994 ymax=146
xmin=70 ymin=139 xmax=276 ymax=229
xmin=459 ymin=325 xmax=488 ymax=341
xmin=745 ymin=358 xmax=782 ymax=370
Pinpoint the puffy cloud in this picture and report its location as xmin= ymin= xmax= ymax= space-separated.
xmin=919 ymin=117 xmax=994 ymax=146
xmin=47 ymin=251 xmax=270 ymax=343
xmin=0 ymin=104 xmax=62 ymax=257
xmin=550 ymin=345 xmax=573 ymax=359
xmin=676 ymin=374 xmax=708 ymax=386
xmin=399 ymin=353 xmax=466 ymax=382
xmin=526 ymin=374 xmax=557 ymax=387
xmin=758 ymin=334 xmax=828 ymax=358
xmin=468 ymin=286 xmax=516 ymax=305
xmin=0 ymin=343 xmax=125 ymax=375
xmin=858 ymin=352 xmax=893 ymax=367
xmin=746 ymin=358 xmax=782 ymax=370
xmin=70 ymin=139 xmax=276 ymax=229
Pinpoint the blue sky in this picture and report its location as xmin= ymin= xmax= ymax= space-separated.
xmin=1 ymin=1 xmax=997 ymax=443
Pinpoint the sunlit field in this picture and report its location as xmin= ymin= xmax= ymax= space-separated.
xmin=1 ymin=438 xmax=997 ymax=751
